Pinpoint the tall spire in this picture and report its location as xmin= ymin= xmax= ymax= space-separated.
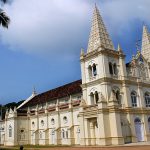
xmin=142 ymin=25 xmax=150 ymax=62
xmin=87 ymin=4 xmax=114 ymax=53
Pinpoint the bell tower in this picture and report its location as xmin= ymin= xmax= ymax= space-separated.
xmin=80 ymin=4 xmax=118 ymax=105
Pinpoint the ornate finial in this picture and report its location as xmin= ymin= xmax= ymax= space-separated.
xmin=80 ymin=48 xmax=84 ymax=56
xmin=32 ymin=86 xmax=37 ymax=95
xmin=117 ymin=43 xmax=123 ymax=53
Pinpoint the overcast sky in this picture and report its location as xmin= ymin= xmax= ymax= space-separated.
xmin=0 ymin=0 xmax=150 ymax=104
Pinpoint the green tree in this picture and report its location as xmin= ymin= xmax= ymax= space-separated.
xmin=0 ymin=0 xmax=10 ymax=28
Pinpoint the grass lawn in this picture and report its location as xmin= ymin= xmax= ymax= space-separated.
xmin=0 ymin=144 xmax=71 ymax=150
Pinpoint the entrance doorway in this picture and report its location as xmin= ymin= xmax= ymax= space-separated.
xmin=134 ymin=118 xmax=144 ymax=142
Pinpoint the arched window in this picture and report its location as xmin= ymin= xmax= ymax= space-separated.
xmin=63 ymin=116 xmax=68 ymax=124
xmin=41 ymin=120 xmax=44 ymax=126
xmin=131 ymin=91 xmax=137 ymax=107
xmin=93 ymin=64 xmax=97 ymax=76
xmin=134 ymin=118 xmax=141 ymax=123
xmin=148 ymin=117 xmax=150 ymax=132
xmin=145 ymin=92 xmax=150 ymax=107
xmin=62 ymin=129 xmax=65 ymax=139
xmin=113 ymin=63 xmax=117 ymax=75
xmin=95 ymin=91 xmax=99 ymax=104
xmin=90 ymin=91 xmax=99 ymax=105
xmin=51 ymin=118 xmax=55 ymax=125
xmin=109 ymin=62 xmax=113 ymax=75
xmin=9 ymin=125 xmax=12 ymax=137
xmin=116 ymin=90 xmax=121 ymax=105
xmin=88 ymin=65 xmax=92 ymax=78
xmin=112 ymin=87 xmax=121 ymax=105
xmin=90 ymin=92 xmax=94 ymax=105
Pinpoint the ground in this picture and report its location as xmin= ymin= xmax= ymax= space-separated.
xmin=1 ymin=144 xmax=150 ymax=150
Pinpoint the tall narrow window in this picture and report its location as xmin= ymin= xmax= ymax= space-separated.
xmin=113 ymin=63 xmax=117 ymax=75
xmin=9 ymin=125 xmax=12 ymax=138
xmin=93 ymin=64 xmax=97 ymax=76
xmin=90 ymin=92 xmax=94 ymax=105
xmin=131 ymin=91 xmax=137 ymax=107
xmin=109 ymin=62 xmax=113 ymax=75
xmin=95 ymin=91 xmax=99 ymax=104
xmin=145 ymin=93 xmax=150 ymax=107
xmin=88 ymin=65 xmax=92 ymax=78
xmin=116 ymin=90 xmax=121 ymax=105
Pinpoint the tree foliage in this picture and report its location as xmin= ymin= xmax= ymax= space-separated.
xmin=0 ymin=0 xmax=10 ymax=28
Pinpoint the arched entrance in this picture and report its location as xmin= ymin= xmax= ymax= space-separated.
xmin=134 ymin=118 xmax=144 ymax=142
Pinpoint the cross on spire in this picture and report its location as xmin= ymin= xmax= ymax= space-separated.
xmin=87 ymin=4 xmax=114 ymax=53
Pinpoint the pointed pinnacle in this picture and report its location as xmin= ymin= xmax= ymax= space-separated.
xmin=118 ymin=44 xmax=122 ymax=52
xmin=80 ymin=48 xmax=84 ymax=56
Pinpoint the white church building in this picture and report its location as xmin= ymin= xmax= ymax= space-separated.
xmin=1 ymin=5 xmax=150 ymax=146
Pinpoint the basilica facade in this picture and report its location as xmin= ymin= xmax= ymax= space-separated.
xmin=1 ymin=5 xmax=150 ymax=146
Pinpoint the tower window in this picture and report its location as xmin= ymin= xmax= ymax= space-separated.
xmin=93 ymin=64 xmax=97 ymax=76
xmin=109 ymin=62 xmax=113 ymax=75
xmin=109 ymin=62 xmax=117 ymax=75
xmin=113 ymin=63 xmax=117 ymax=75
xmin=145 ymin=92 xmax=150 ymax=107
xmin=88 ymin=63 xmax=97 ymax=78
xmin=90 ymin=91 xmax=99 ymax=105
xmin=131 ymin=91 xmax=137 ymax=107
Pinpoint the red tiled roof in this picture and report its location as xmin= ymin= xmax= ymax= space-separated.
xmin=20 ymin=80 xmax=82 ymax=109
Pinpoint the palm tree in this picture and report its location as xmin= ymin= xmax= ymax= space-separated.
xmin=0 ymin=0 xmax=10 ymax=28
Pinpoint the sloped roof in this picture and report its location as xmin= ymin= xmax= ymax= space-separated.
xmin=20 ymin=80 xmax=82 ymax=109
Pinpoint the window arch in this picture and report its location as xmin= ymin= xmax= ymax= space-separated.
xmin=95 ymin=91 xmax=99 ymax=104
xmin=112 ymin=87 xmax=121 ymax=105
xmin=134 ymin=117 xmax=141 ymax=123
xmin=88 ymin=65 xmax=92 ymax=78
xmin=63 ymin=116 xmax=68 ymax=124
xmin=90 ymin=92 xmax=94 ymax=105
xmin=88 ymin=63 xmax=97 ymax=78
xmin=41 ymin=120 xmax=44 ymax=126
xmin=9 ymin=125 xmax=12 ymax=137
xmin=93 ymin=63 xmax=97 ymax=76
xmin=145 ymin=92 xmax=150 ymax=107
xmin=113 ymin=63 xmax=117 ymax=75
xmin=109 ymin=62 xmax=113 ymax=75
xmin=90 ymin=91 xmax=99 ymax=105
xmin=131 ymin=91 xmax=138 ymax=107
xmin=51 ymin=118 xmax=55 ymax=125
